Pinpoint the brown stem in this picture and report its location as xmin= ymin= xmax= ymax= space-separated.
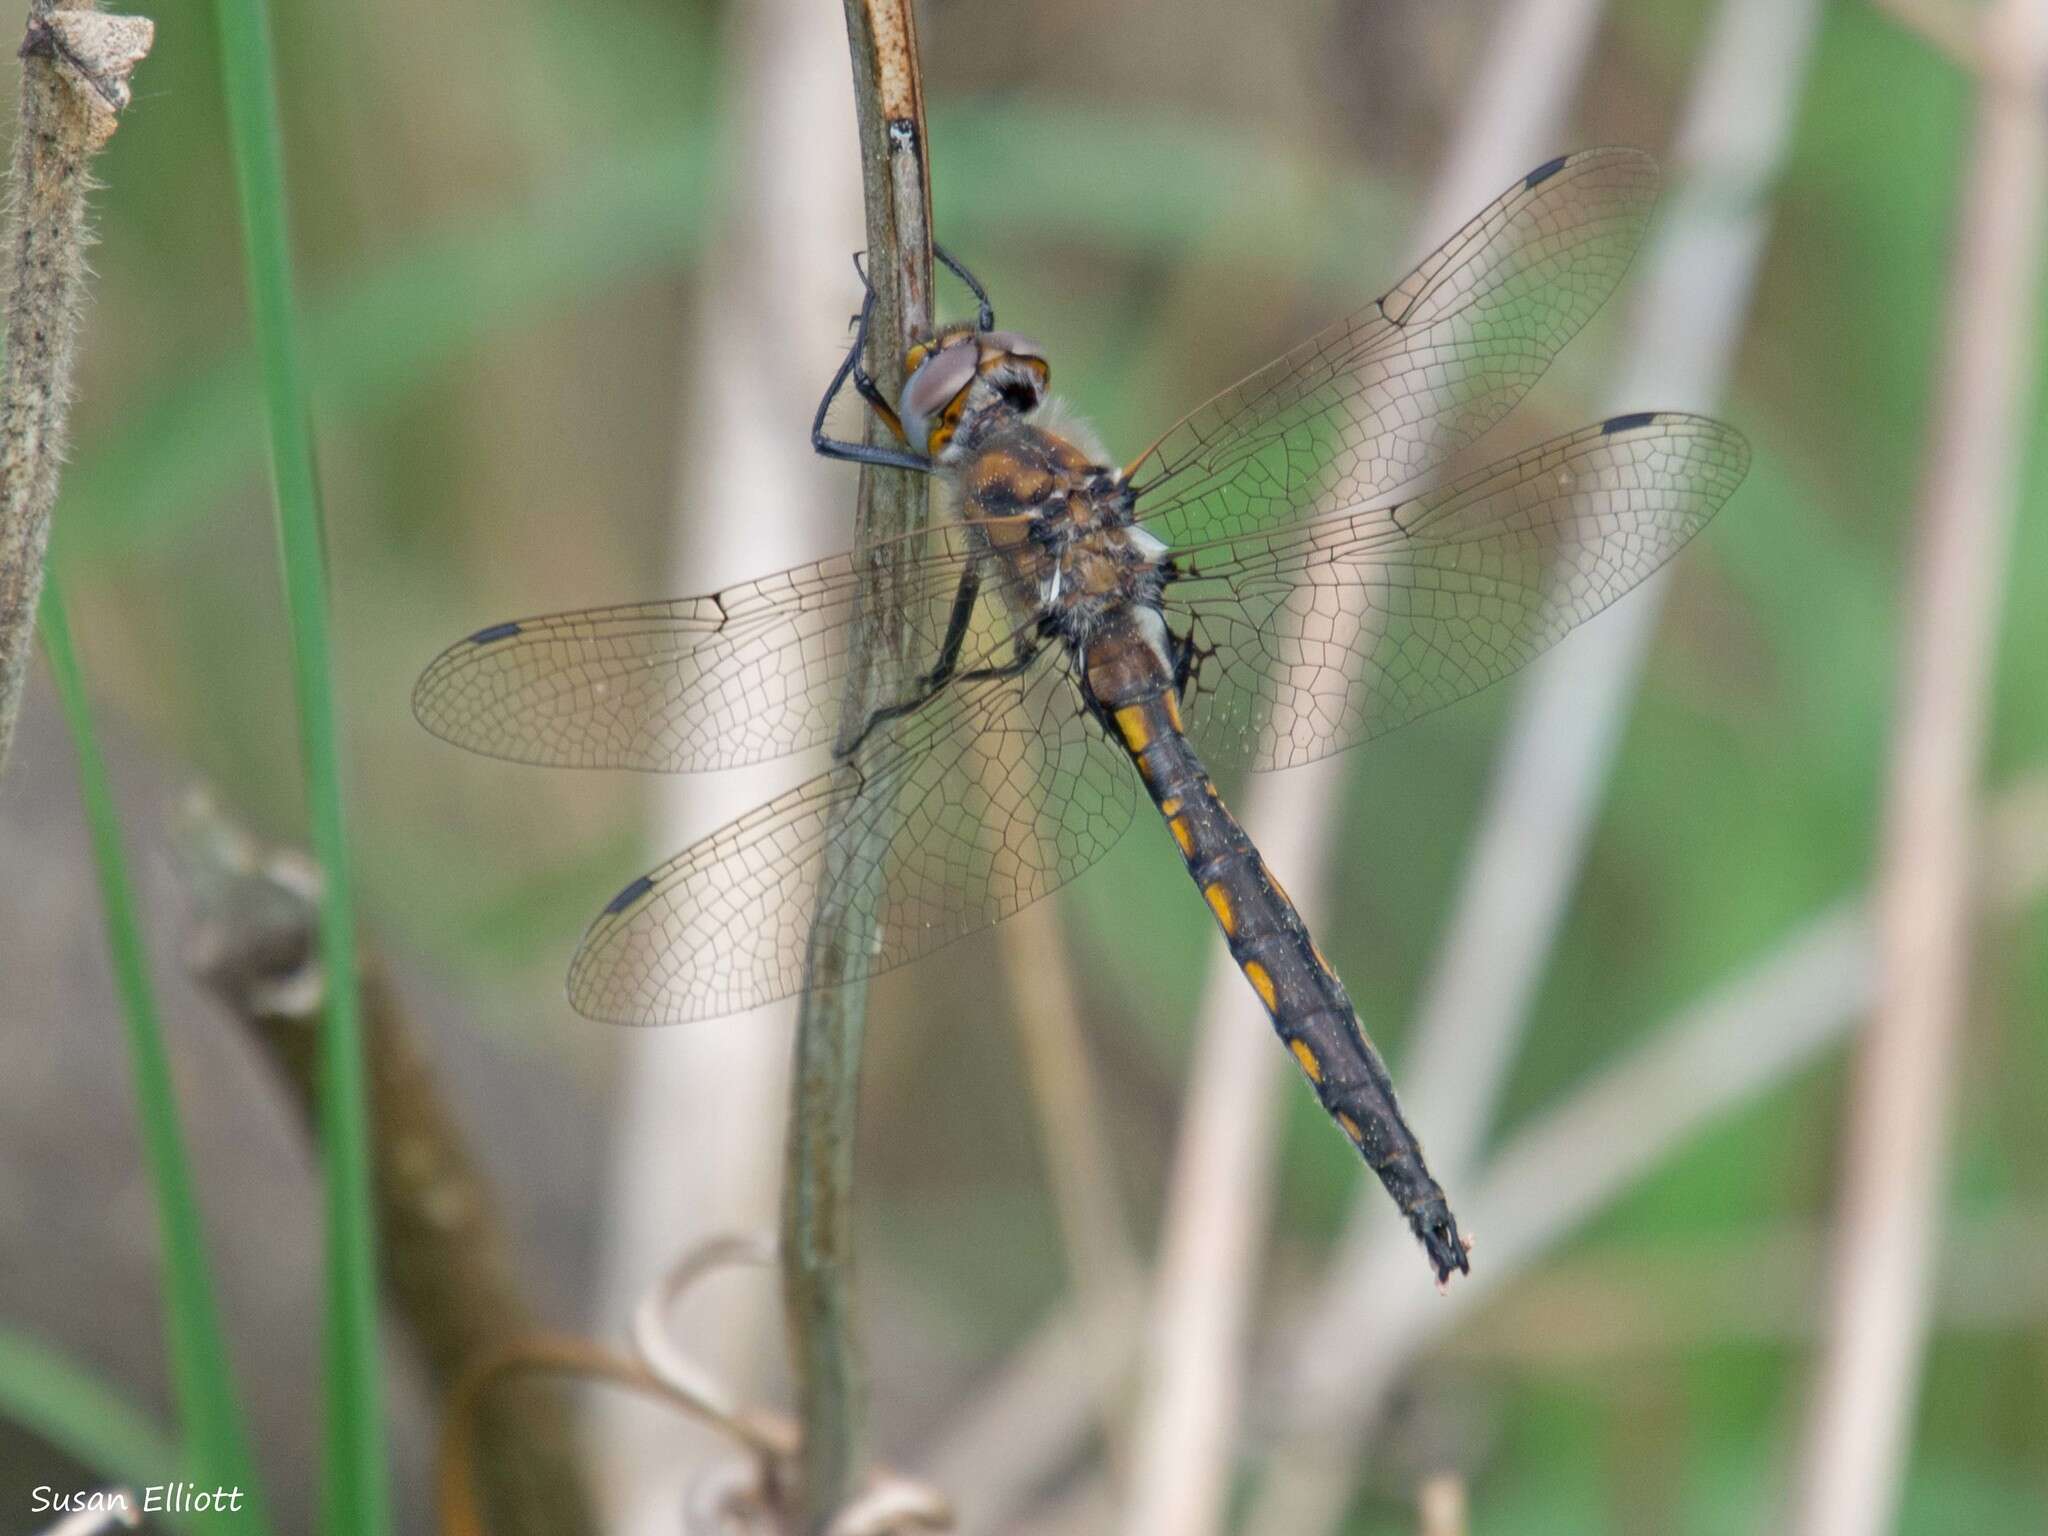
xmin=1789 ymin=4 xmax=2047 ymax=1532
xmin=780 ymin=4 xmax=934 ymax=1531
xmin=0 ymin=0 xmax=151 ymax=777
xmin=174 ymin=796 xmax=600 ymax=1536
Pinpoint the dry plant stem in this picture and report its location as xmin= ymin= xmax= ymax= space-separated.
xmin=998 ymin=905 xmax=1143 ymax=1469
xmin=921 ymin=1287 xmax=1133 ymax=1530
xmin=597 ymin=6 xmax=860 ymax=1524
xmin=35 ymin=1497 xmax=139 ymax=1536
xmin=1869 ymin=0 xmax=1985 ymax=71
xmin=438 ymin=1337 xmax=795 ymax=1536
xmin=1446 ymin=1206 xmax=2048 ymax=1365
xmin=1242 ymin=0 xmax=1821 ymax=1529
xmin=782 ymin=3 xmax=933 ymax=1529
xmin=1417 ymin=1477 xmax=1468 ymax=1536
xmin=1115 ymin=4 xmax=1607 ymax=1532
xmin=1231 ymin=757 xmax=2048 ymax=1512
xmin=1245 ymin=780 xmax=2048 ymax=1486
xmin=1788 ymin=6 xmax=2047 ymax=1534
xmin=177 ymin=804 xmax=599 ymax=1536
xmin=0 ymin=0 xmax=150 ymax=777
xmin=1115 ymin=824 xmax=1287 ymax=1536
xmin=920 ymin=752 xmax=2048 ymax=1531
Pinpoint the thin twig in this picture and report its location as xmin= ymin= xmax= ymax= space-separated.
xmin=921 ymin=761 xmax=2048 ymax=1528
xmin=437 ymin=1336 xmax=786 ymax=1536
xmin=919 ymin=1287 xmax=1134 ymax=1530
xmin=1869 ymin=0 xmax=1985 ymax=72
xmin=1242 ymin=0 xmax=1822 ymax=1527
xmin=595 ymin=2 xmax=860 ymax=1522
xmin=1116 ymin=3 xmax=1610 ymax=1530
xmin=783 ymin=4 xmax=934 ymax=1529
xmin=0 ymin=0 xmax=151 ymax=777
xmin=33 ymin=1494 xmax=139 ymax=1536
xmin=174 ymin=795 xmax=600 ymax=1536
xmin=1248 ymin=761 xmax=2048 ymax=1502
xmin=1417 ymin=1476 xmax=1468 ymax=1536
xmin=1444 ymin=1208 xmax=2048 ymax=1364
xmin=1115 ymin=907 xmax=1283 ymax=1536
xmin=1788 ymin=5 xmax=2047 ymax=1533
xmin=998 ymin=902 xmax=1143 ymax=1476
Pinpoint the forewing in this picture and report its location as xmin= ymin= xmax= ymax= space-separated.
xmin=1135 ymin=148 xmax=1659 ymax=548
xmin=565 ymin=652 xmax=1138 ymax=1023
xmin=412 ymin=523 xmax=987 ymax=772
xmin=1164 ymin=414 xmax=1750 ymax=772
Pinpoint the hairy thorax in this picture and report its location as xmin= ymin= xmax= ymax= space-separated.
xmin=951 ymin=418 xmax=1172 ymax=665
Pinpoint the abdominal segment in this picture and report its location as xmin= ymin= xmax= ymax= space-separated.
xmin=1098 ymin=675 xmax=1470 ymax=1282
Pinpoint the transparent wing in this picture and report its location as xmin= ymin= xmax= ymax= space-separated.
xmin=565 ymin=651 xmax=1138 ymax=1023
xmin=411 ymin=523 xmax=994 ymax=772
xmin=1163 ymin=413 xmax=1750 ymax=772
xmin=1133 ymin=147 xmax=1660 ymax=548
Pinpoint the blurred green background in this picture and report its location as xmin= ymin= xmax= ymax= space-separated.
xmin=3 ymin=0 xmax=2045 ymax=1533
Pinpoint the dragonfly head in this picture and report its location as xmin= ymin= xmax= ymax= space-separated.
xmin=899 ymin=327 xmax=1050 ymax=463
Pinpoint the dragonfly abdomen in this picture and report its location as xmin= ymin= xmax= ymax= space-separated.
xmin=1094 ymin=666 xmax=1469 ymax=1283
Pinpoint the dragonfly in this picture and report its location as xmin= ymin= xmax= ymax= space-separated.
xmin=414 ymin=148 xmax=1748 ymax=1283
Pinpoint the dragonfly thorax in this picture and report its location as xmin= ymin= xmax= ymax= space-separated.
xmin=956 ymin=420 xmax=1170 ymax=658
xmin=899 ymin=326 xmax=1051 ymax=462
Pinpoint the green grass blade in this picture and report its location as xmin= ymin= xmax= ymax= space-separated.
xmin=208 ymin=3 xmax=387 ymax=1533
xmin=36 ymin=575 xmax=271 ymax=1536
xmin=0 ymin=1328 xmax=188 ymax=1528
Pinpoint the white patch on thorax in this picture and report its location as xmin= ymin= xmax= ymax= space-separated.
xmin=1126 ymin=525 xmax=1169 ymax=562
xmin=1130 ymin=604 xmax=1174 ymax=669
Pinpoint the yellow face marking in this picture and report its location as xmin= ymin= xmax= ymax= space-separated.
xmin=1114 ymin=704 xmax=1153 ymax=754
xmin=1204 ymin=882 xmax=1236 ymax=934
xmin=1289 ymin=1038 xmax=1322 ymax=1082
xmin=1337 ymin=1112 xmax=1365 ymax=1143
xmin=1168 ymin=815 xmax=1195 ymax=857
xmin=904 ymin=341 xmax=931 ymax=372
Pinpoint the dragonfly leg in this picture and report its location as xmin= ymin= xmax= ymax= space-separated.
xmin=923 ymin=564 xmax=983 ymax=688
xmin=837 ymin=626 xmax=1043 ymax=760
xmin=813 ymin=271 xmax=935 ymax=474
xmin=935 ymin=243 xmax=995 ymax=331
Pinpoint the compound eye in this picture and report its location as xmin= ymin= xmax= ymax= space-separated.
xmin=898 ymin=339 xmax=978 ymax=445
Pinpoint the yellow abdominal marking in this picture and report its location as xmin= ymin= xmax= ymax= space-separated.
xmin=1159 ymin=796 xmax=1182 ymax=816
xmin=1168 ymin=816 xmax=1196 ymax=857
xmin=1204 ymin=882 xmax=1236 ymax=934
xmin=1114 ymin=704 xmax=1153 ymax=754
xmin=1289 ymin=1038 xmax=1323 ymax=1082
xmin=1337 ymin=1112 xmax=1365 ymax=1143
xmin=1243 ymin=960 xmax=1279 ymax=1012
xmin=1162 ymin=690 xmax=1184 ymax=731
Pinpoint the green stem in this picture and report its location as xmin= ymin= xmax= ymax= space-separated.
xmin=780 ymin=4 xmax=936 ymax=1530
xmin=38 ymin=575 xmax=271 ymax=1536
xmin=208 ymin=3 xmax=386 ymax=1533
